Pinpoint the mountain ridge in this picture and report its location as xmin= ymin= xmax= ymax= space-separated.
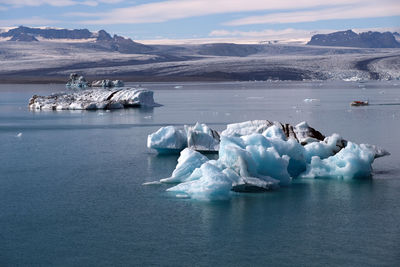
xmin=307 ymin=30 xmax=400 ymax=48
xmin=0 ymin=26 xmax=153 ymax=54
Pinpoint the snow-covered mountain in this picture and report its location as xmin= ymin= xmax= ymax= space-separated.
xmin=307 ymin=30 xmax=400 ymax=48
xmin=0 ymin=26 xmax=152 ymax=53
xmin=0 ymin=27 xmax=399 ymax=82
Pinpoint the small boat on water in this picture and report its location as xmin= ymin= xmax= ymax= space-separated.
xmin=350 ymin=100 xmax=369 ymax=106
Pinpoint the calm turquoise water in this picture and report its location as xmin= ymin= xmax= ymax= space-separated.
xmin=1 ymin=81 xmax=399 ymax=266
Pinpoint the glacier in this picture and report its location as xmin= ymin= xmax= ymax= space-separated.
xmin=149 ymin=120 xmax=390 ymax=200
xmin=29 ymin=87 xmax=159 ymax=110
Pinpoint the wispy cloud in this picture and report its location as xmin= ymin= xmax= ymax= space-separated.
xmin=225 ymin=1 xmax=400 ymax=25
xmin=0 ymin=16 xmax=59 ymax=26
xmin=73 ymin=0 xmax=358 ymax=24
xmin=139 ymin=26 xmax=400 ymax=45
xmin=210 ymin=28 xmax=316 ymax=38
xmin=0 ymin=0 xmax=117 ymax=7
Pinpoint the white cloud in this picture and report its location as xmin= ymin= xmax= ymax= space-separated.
xmin=0 ymin=17 xmax=59 ymax=26
xmin=137 ymin=26 xmax=400 ymax=45
xmin=225 ymin=1 xmax=400 ymax=25
xmin=0 ymin=0 xmax=110 ymax=7
xmin=75 ymin=0 xmax=359 ymax=24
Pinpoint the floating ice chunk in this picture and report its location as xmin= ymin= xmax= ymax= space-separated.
xmin=16 ymin=132 xmax=22 ymax=138
xmin=91 ymin=79 xmax=124 ymax=88
xmin=300 ymin=142 xmax=375 ymax=179
xmin=160 ymin=148 xmax=208 ymax=183
xmin=147 ymin=122 xmax=220 ymax=153
xmin=29 ymin=88 xmax=158 ymax=110
xmin=167 ymin=162 xmax=240 ymax=200
xmin=66 ymin=73 xmax=89 ymax=89
xmin=186 ymin=122 xmax=220 ymax=152
xmin=303 ymin=98 xmax=320 ymax=103
xmin=147 ymin=126 xmax=187 ymax=153
xmin=152 ymin=120 xmax=390 ymax=200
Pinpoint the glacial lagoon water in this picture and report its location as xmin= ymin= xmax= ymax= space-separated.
xmin=1 ymin=81 xmax=399 ymax=266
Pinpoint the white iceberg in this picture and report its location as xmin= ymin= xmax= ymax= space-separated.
xmin=66 ymin=73 xmax=89 ymax=89
xmin=147 ymin=126 xmax=188 ymax=153
xmin=29 ymin=88 xmax=159 ymax=110
xmin=147 ymin=122 xmax=220 ymax=153
xmin=66 ymin=73 xmax=124 ymax=89
xmin=91 ymin=79 xmax=124 ymax=88
xmin=150 ymin=120 xmax=390 ymax=201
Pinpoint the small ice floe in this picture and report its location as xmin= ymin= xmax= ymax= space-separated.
xmin=98 ymin=112 xmax=104 ymax=116
xmin=16 ymin=132 xmax=22 ymax=138
xmin=174 ymin=85 xmax=183 ymax=89
xmin=225 ymin=112 xmax=231 ymax=116
xmin=303 ymin=98 xmax=320 ymax=103
xmin=144 ymin=116 xmax=152 ymax=119
xmin=379 ymin=91 xmax=385 ymax=94
xmin=142 ymin=181 xmax=162 ymax=186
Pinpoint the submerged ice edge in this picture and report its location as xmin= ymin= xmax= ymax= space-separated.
xmin=147 ymin=120 xmax=390 ymax=201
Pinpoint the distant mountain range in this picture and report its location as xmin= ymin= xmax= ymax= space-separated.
xmin=0 ymin=26 xmax=399 ymax=82
xmin=307 ymin=30 xmax=400 ymax=48
xmin=0 ymin=26 xmax=152 ymax=53
xmin=2 ymin=26 xmax=400 ymax=50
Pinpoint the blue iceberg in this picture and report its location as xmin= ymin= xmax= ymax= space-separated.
xmin=148 ymin=120 xmax=390 ymax=200
xmin=147 ymin=122 xmax=220 ymax=153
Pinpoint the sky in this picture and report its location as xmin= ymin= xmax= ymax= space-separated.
xmin=0 ymin=0 xmax=399 ymax=44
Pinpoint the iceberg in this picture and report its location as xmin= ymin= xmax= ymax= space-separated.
xmin=147 ymin=122 xmax=220 ymax=153
xmin=149 ymin=120 xmax=390 ymax=200
xmin=29 ymin=88 xmax=159 ymax=110
xmin=66 ymin=73 xmax=124 ymax=89
xmin=66 ymin=73 xmax=89 ymax=89
xmin=91 ymin=79 xmax=124 ymax=88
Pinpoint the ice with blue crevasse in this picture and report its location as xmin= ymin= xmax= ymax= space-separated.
xmin=146 ymin=120 xmax=390 ymax=200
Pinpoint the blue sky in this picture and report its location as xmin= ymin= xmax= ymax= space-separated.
xmin=0 ymin=0 xmax=399 ymax=43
